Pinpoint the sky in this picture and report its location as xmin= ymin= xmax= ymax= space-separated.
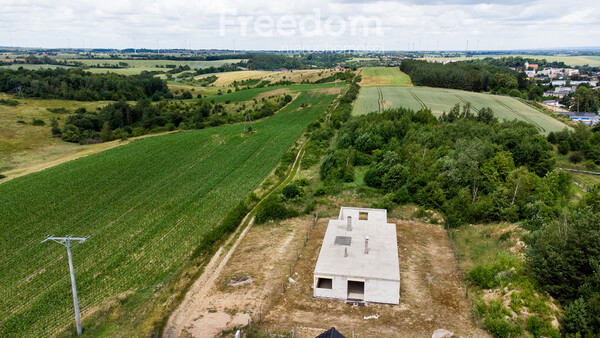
xmin=1 ymin=0 xmax=599 ymax=51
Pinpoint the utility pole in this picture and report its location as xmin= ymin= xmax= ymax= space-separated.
xmin=42 ymin=236 xmax=89 ymax=335
xmin=243 ymin=110 xmax=253 ymax=134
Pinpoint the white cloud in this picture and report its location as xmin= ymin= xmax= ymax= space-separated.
xmin=0 ymin=0 xmax=598 ymax=50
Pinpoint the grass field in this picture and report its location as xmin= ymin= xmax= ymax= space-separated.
xmin=359 ymin=67 xmax=412 ymax=87
xmin=0 ymin=92 xmax=337 ymax=336
xmin=0 ymin=64 xmax=72 ymax=70
xmin=0 ymin=95 xmax=109 ymax=174
xmin=69 ymin=59 xmax=244 ymax=69
xmin=70 ymin=59 xmax=244 ymax=76
xmin=352 ymin=86 xmax=569 ymax=134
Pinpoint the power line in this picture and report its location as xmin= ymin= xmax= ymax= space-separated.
xmin=41 ymin=235 xmax=89 ymax=335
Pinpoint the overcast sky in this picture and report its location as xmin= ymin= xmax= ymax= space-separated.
xmin=1 ymin=0 xmax=599 ymax=51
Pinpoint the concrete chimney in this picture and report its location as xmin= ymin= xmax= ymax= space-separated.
xmin=347 ymin=216 xmax=352 ymax=231
xmin=365 ymin=235 xmax=369 ymax=254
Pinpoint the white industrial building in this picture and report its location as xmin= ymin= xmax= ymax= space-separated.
xmin=313 ymin=207 xmax=400 ymax=305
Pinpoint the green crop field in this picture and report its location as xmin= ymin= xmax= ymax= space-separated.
xmin=359 ymin=67 xmax=412 ymax=87
xmin=0 ymin=92 xmax=337 ymax=336
xmin=353 ymin=86 xmax=569 ymax=134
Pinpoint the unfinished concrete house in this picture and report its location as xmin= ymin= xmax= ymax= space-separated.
xmin=313 ymin=207 xmax=400 ymax=304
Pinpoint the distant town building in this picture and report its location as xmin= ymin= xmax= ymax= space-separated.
xmin=543 ymin=99 xmax=565 ymax=108
xmin=525 ymin=62 xmax=539 ymax=70
xmin=559 ymin=112 xmax=600 ymax=126
xmin=544 ymin=86 xmax=577 ymax=98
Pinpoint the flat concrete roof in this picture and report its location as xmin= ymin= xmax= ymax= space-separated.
xmin=314 ymin=208 xmax=400 ymax=281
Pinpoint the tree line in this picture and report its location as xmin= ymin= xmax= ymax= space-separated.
xmin=314 ymin=102 xmax=599 ymax=336
xmin=0 ymin=67 xmax=168 ymax=101
xmin=399 ymin=59 xmax=547 ymax=101
xmin=55 ymin=94 xmax=294 ymax=144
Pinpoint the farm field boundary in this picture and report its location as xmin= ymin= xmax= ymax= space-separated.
xmin=0 ymin=92 xmax=337 ymax=336
xmin=353 ymin=86 xmax=569 ymax=134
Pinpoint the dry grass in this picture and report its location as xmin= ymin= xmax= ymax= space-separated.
xmin=212 ymin=71 xmax=271 ymax=86
xmin=212 ymin=69 xmax=341 ymax=88
xmin=0 ymin=94 xmax=109 ymax=174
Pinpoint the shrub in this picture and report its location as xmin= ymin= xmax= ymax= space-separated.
xmin=467 ymin=252 xmax=517 ymax=289
xmin=47 ymin=107 xmax=69 ymax=114
xmin=560 ymin=298 xmax=589 ymax=335
xmin=294 ymin=177 xmax=309 ymax=186
xmin=254 ymin=195 xmax=297 ymax=224
xmin=485 ymin=317 xmax=515 ymax=338
xmin=526 ymin=315 xmax=558 ymax=338
xmin=0 ymin=98 xmax=19 ymax=106
xmin=468 ymin=264 xmax=498 ymax=289
xmin=31 ymin=118 xmax=45 ymax=126
xmin=569 ymin=151 xmax=584 ymax=163
xmin=313 ymin=184 xmax=327 ymax=196
xmin=558 ymin=141 xmax=570 ymax=155
xmin=282 ymin=183 xmax=301 ymax=199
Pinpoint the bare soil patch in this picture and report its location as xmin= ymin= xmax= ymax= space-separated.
xmin=164 ymin=216 xmax=315 ymax=337
xmin=262 ymin=218 xmax=489 ymax=337
xmin=165 ymin=208 xmax=486 ymax=337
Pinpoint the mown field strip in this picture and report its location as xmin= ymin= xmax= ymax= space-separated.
xmin=0 ymin=92 xmax=337 ymax=336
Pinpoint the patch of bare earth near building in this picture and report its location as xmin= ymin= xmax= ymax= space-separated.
xmin=164 ymin=215 xmax=315 ymax=338
xmin=263 ymin=218 xmax=489 ymax=338
xmin=165 ymin=208 xmax=488 ymax=337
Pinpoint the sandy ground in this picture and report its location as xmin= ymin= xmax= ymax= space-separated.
xmin=164 ymin=211 xmax=487 ymax=338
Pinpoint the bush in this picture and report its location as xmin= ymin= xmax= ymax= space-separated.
xmin=254 ymin=195 xmax=297 ymax=224
xmin=282 ymin=183 xmax=301 ymax=199
xmin=31 ymin=118 xmax=45 ymax=126
xmin=569 ymin=151 xmax=584 ymax=163
xmin=0 ymin=98 xmax=19 ymax=106
xmin=558 ymin=141 xmax=570 ymax=155
xmin=526 ymin=315 xmax=558 ymax=338
xmin=561 ymin=298 xmax=589 ymax=335
xmin=485 ymin=317 xmax=516 ymax=338
xmin=467 ymin=252 xmax=517 ymax=289
xmin=294 ymin=177 xmax=309 ymax=186
xmin=313 ymin=184 xmax=327 ymax=196
xmin=468 ymin=264 xmax=498 ymax=289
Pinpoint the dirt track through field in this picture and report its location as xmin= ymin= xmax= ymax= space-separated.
xmin=163 ymin=141 xmax=308 ymax=338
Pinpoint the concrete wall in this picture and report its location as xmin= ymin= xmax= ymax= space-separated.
xmin=314 ymin=275 xmax=347 ymax=299
xmin=338 ymin=207 xmax=387 ymax=223
xmin=314 ymin=274 xmax=400 ymax=305
xmin=365 ymin=279 xmax=400 ymax=305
